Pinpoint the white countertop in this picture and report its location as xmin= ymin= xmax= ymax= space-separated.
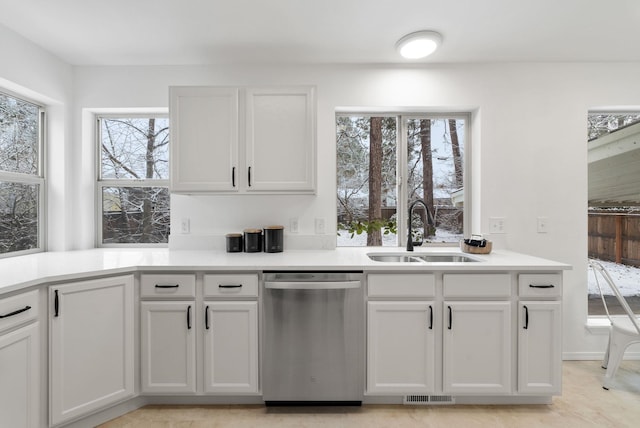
xmin=0 ymin=247 xmax=571 ymax=295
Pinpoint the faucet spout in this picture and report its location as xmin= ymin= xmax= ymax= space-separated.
xmin=406 ymin=199 xmax=435 ymax=251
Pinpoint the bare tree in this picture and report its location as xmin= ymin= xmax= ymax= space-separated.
xmin=368 ymin=117 xmax=383 ymax=246
xmin=420 ymin=119 xmax=435 ymax=238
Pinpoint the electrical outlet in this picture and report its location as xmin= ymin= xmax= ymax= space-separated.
xmin=180 ymin=218 xmax=190 ymax=234
xmin=537 ymin=217 xmax=549 ymax=233
xmin=289 ymin=217 xmax=299 ymax=233
xmin=315 ymin=218 xmax=325 ymax=235
xmin=489 ymin=217 xmax=506 ymax=234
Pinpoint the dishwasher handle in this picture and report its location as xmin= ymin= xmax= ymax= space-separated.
xmin=265 ymin=280 xmax=361 ymax=290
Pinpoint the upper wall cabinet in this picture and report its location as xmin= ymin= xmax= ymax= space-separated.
xmin=170 ymin=86 xmax=239 ymax=192
xmin=170 ymin=85 xmax=316 ymax=194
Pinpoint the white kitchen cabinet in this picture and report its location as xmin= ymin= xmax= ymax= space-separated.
xmin=170 ymin=86 xmax=239 ymax=192
xmin=245 ymin=86 xmax=316 ymax=192
xmin=140 ymin=301 xmax=197 ymax=393
xmin=443 ymin=301 xmax=511 ymax=394
xmin=518 ymin=301 xmax=562 ymax=394
xmin=367 ymin=301 xmax=435 ymax=394
xmin=169 ymin=85 xmax=316 ymax=194
xmin=49 ymin=275 xmax=134 ymax=426
xmin=0 ymin=289 xmax=40 ymax=428
xmin=203 ymin=301 xmax=259 ymax=393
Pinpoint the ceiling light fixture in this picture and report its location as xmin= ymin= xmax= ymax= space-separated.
xmin=396 ymin=31 xmax=442 ymax=59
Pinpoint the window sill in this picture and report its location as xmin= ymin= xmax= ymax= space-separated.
xmin=585 ymin=317 xmax=611 ymax=335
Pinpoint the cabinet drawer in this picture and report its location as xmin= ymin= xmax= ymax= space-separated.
xmin=0 ymin=290 xmax=38 ymax=333
xmin=443 ymin=274 xmax=511 ymax=298
xmin=204 ymin=274 xmax=259 ymax=297
xmin=368 ymin=274 xmax=435 ymax=297
xmin=519 ymin=273 xmax=562 ymax=298
xmin=140 ymin=274 xmax=196 ymax=298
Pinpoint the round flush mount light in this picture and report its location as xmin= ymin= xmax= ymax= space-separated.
xmin=396 ymin=31 xmax=442 ymax=59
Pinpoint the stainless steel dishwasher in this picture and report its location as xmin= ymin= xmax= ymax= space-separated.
xmin=263 ymin=271 xmax=364 ymax=405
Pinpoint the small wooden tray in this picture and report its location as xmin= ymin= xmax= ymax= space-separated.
xmin=460 ymin=240 xmax=492 ymax=254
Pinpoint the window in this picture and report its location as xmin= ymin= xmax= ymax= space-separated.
xmin=98 ymin=116 xmax=170 ymax=245
xmin=0 ymin=91 xmax=44 ymax=256
xmin=587 ymin=111 xmax=640 ymax=315
xmin=337 ymin=113 xmax=467 ymax=247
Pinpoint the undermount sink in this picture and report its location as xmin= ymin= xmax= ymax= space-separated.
xmin=368 ymin=252 xmax=482 ymax=263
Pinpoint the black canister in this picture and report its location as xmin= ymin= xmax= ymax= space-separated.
xmin=263 ymin=225 xmax=284 ymax=253
xmin=225 ymin=233 xmax=243 ymax=252
xmin=243 ymin=228 xmax=263 ymax=252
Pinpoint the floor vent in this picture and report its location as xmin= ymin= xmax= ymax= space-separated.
xmin=403 ymin=395 xmax=455 ymax=405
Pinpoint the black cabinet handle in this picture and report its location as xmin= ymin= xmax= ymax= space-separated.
xmin=447 ymin=305 xmax=452 ymax=330
xmin=248 ymin=166 xmax=252 ymax=187
xmin=529 ymin=284 xmax=555 ymax=289
xmin=54 ymin=290 xmax=59 ymax=317
xmin=219 ymin=284 xmax=242 ymax=289
xmin=524 ymin=305 xmax=529 ymax=329
xmin=428 ymin=305 xmax=433 ymax=330
xmin=205 ymin=305 xmax=210 ymax=330
xmin=0 ymin=305 xmax=31 ymax=319
xmin=155 ymin=284 xmax=179 ymax=289
xmin=232 ymin=167 xmax=236 ymax=187
xmin=187 ymin=305 xmax=192 ymax=330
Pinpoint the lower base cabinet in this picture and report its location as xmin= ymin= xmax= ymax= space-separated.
xmin=0 ymin=322 xmax=40 ymax=428
xmin=443 ymin=301 xmax=512 ymax=394
xmin=204 ymin=301 xmax=259 ymax=393
xmin=518 ymin=301 xmax=562 ymax=394
xmin=141 ymin=301 xmax=197 ymax=393
xmin=367 ymin=301 xmax=435 ymax=394
xmin=49 ymin=276 xmax=135 ymax=426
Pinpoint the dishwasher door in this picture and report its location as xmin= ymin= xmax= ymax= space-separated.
xmin=263 ymin=272 xmax=364 ymax=405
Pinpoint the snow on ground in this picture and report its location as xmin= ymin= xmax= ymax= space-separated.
xmin=588 ymin=259 xmax=640 ymax=296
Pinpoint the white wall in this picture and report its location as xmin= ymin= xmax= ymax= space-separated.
xmin=0 ymin=24 xmax=73 ymax=251
xmin=70 ymin=61 xmax=640 ymax=357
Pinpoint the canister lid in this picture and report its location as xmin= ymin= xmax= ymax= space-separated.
xmin=243 ymin=228 xmax=262 ymax=233
xmin=226 ymin=233 xmax=242 ymax=238
xmin=264 ymin=225 xmax=284 ymax=230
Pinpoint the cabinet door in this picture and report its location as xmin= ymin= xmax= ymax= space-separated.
xmin=245 ymin=86 xmax=316 ymax=193
xmin=141 ymin=301 xmax=196 ymax=393
xmin=203 ymin=301 xmax=259 ymax=394
xmin=518 ymin=301 xmax=562 ymax=394
xmin=0 ymin=322 xmax=39 ymax=428
xmin=50 ymin=275 xmax=134 ymax=426
xmin=367 ymin=301 xmax=435 ymax=394
xmin=443 ymin=301 xmax=511 ymax=394
xmin=170 ymin=86 xmax=239 ymax=192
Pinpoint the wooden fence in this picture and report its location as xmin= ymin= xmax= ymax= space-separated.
xmin=588 ymin=212 xmax=640 ymax=267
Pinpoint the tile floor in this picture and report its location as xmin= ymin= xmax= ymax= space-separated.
xmin=99 ymin=360 xmax=640 ymax=428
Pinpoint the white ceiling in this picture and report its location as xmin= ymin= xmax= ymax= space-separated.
xmin=1 ymin=0 xmax=640 ymax=66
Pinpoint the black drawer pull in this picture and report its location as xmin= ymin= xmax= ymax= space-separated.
xmin=529 ymin=284 xmax=555 ymax=289
xmin=187 ymin=305 xmax=192 ymax=330
xmin=523 ymin=305 xmax=529 ymax=329
xmin=248 ymin=167 xmax=252 ymax=187
xmin=428 ymin=305 xmax=433 ymax=330
xmin=219 ymin=284 xmax=243 ymax=289
xmin=0 ymin=305 xmax=31 ymax=319
xmin=447 ymin=306 xmax=452 ymax=330
xmin=155 ymin=284 xmax=179 ymax=289
xmin=232 ymin=167 xmax=236 ymax=187
xmin=205 ymin=305 xmax=210 ymax=330
xmin=54 ymin=290 xmax=59 ymax=317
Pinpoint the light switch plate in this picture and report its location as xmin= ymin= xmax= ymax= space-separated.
xmin=489 ymin=217 xmax=506 ymax=234
xmin=180 ymin=218 xmax=190 ymax=234
xmin=289 ymin=217 xmax=299 ymax=233
xmin=315 ymin=218 xmax=325 ymax=235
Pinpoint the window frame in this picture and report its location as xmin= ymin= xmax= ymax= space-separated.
xmin=336 ymin=110 xmax=471 ymax=248
xmin=0 ymin=89 xmax=46 ymax=258
xmin=96 ymin=113 xmax=170 ymax=247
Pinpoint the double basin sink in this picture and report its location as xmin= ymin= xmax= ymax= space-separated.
xmin=368 ymin=252 xmax=482 ymax=264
